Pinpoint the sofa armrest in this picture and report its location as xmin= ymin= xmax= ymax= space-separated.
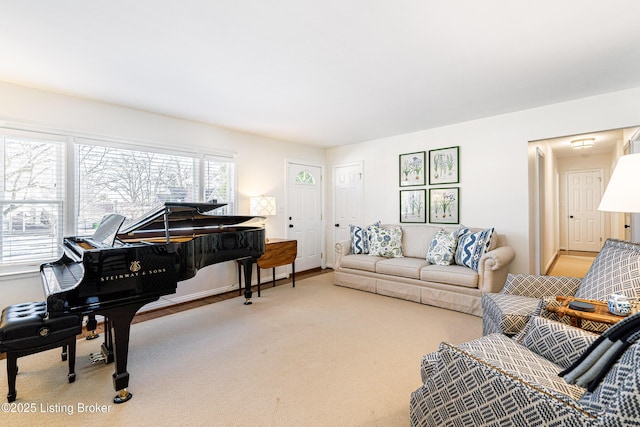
xmin=334 ymin=239 xmax=351 ymax=270
xmin=477 ymin=246 xmax=516 ymax=293
xmin=501 ymin=273 xmax=582 ymax=298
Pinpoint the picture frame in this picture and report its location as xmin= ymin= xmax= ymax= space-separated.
xmin=399 ymin=151 xmax=426 ymax=187
xmin=429 ymin=146 xmax=459 ymax=185
xmin=429 ymin=187 xmax=459 ymax=224
xmin=400 ymin=189 xmax=426 ymax=223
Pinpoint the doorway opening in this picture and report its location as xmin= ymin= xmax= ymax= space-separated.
xmin=529 ymin=126 xmax=639 ymax=274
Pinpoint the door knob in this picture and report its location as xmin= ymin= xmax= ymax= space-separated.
xmin=569 ymin=215 xmax=574 ymax=219
xmin=335 ymin=223 xmax=340 ymax=227
xmin=289 ymin=224 xmax=294 ymax=228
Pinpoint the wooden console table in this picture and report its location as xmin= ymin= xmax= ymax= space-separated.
xmin=546 ymin=296 xmax=627 ymax=328
xmin=237 ymin=238 xmax=297 ymax=297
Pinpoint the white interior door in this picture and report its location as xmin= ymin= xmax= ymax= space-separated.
xmin=287 ymin=162 xmax=323 ymax=271
xmin=333 ymin=162 xmax=363 ymax=247
xmin=567 ymin=170 xmax=603 ymax=252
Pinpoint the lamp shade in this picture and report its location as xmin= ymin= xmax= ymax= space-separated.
xmin=598 ymin=153 xmax=640 ymax=213
xmin=250 ymin=196 xmax=277 ymax=216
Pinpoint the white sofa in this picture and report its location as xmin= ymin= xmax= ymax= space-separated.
xmin=333 ymin=224 xmax=516 ymax=316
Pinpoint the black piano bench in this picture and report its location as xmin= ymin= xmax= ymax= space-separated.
xmin=0 ymin=302 xmax=82 ymax=402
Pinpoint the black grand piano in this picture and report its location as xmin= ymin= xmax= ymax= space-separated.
xmin=40 ymin=202 xmax=265 ymax=403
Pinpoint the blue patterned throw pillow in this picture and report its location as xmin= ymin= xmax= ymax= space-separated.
xmin=426 ymin=229 xmax=458 ymax=265
xmin=368 ymin=226 xmax=403 ymax=258
xmin=349 ymin=222 xmax=380 ymax=254
xmin=455 ymin=227 xmax=494 ymax=271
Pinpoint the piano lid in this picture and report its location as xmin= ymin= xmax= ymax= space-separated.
xmin=117 ymin=202 xmax=263 ymax=239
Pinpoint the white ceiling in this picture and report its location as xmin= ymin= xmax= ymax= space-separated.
xmin=2 ymin=1 xmax=640 ymax=148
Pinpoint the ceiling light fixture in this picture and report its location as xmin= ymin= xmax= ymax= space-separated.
xmin=570 ymin=138 xmax=595 ymax=149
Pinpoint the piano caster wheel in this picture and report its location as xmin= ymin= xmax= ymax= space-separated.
xmin=7 ymin=392 xmax=16 ymax=403
xmin=114 ymin=389 xmax=132 ymax=404
xmin=86 ymin=330 xmax=100 ymax=340
xmin=68 ymin=372 xmax=76 ymax=383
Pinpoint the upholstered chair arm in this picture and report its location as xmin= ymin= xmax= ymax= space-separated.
xmin=334 ymin=240 xmax=351 ymax=270
xmin=477 ymin=246 xmax=516 ymax=293
xmin=410 ymin=343 xmax=596 ymax=426
xmin=501 ymin=273 xmax=582 ymax=298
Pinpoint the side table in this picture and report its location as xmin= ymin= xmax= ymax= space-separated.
xmin=237 ymin=238 xmax=297 ymax=297
xmin=546 ymin=296 xmax=627 ymax=328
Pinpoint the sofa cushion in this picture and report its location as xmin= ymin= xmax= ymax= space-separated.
xmin=369 ymin=226 xmax=403 ymax=258
xmin=426 ymin=229 xmax=458 ymax=265
xmin=349 ymin=222 xmax=380 ymax=254
xmin=421 ymin=264 xmax=478 ymax=288
xmin=339 ymin=254 xmax=384 ymax=272
xmin=455 ymin=227 xmax=495 ymax=271
xmin=575 ymin=239 xmax=640 ymax=301
xmin=376 ymin=257 xmax=429 ymax=279
xmin=400 ymin=224 xmax=441 ymax=258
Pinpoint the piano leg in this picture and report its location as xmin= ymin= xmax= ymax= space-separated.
xmin=240 ymin=257 xmax=254 ymax=305
xmin=98 ymin=299 xmax=157 ymax=404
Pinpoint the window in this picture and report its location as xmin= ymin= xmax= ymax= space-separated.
xmin=295 ymin=169 xmax=316 ymax=185
xmin=75 ymin=141 xmax=200 ymax=234
xmin=0 ymin=130 xmax=66 ymax=264
xmin=204 ymin=155 xmax=236 ymax=215
xmin=0 ymin=127 xmax=236 ymax=267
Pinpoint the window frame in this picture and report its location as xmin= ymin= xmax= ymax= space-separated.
xmin=0 ymin=125 xmax=237 ymax=271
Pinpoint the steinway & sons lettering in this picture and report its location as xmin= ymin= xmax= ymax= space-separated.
xmin=100 ymin=268 xmax=167 ymax=282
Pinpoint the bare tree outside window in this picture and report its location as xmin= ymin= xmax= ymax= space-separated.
xmin=76 ymin=145 xmax=196 ymax=233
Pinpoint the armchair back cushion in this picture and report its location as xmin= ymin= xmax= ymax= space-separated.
xmin=575 ymin=239 xmax=640 ymax=300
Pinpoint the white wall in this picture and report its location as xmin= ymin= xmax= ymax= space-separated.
xmin=0 ymin=81 xmax=325 ymax=308
xmin=3 ymin=81 xmax=640 ymax=308
xmin=326 ymin=87 xmax=640 ymax=275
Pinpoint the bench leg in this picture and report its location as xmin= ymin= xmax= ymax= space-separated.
xmin=68 ymin=338 xmax=77 ymax=383
xmin=6 ymin=354 xmax=17 ymax=403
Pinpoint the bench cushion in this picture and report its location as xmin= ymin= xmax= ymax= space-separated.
xmin=0 ymin=302 xmax=82 ymax=352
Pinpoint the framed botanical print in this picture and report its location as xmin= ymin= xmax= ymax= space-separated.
xmin=429 ymin=146 xmax=459 ymax=185
xmin=399 ymin=151 xmax=426 ymax=187
xmin=429 ymin=187 xmax=459 ymax=224
xmin=400 ymin=189 xmax=426 ymax=223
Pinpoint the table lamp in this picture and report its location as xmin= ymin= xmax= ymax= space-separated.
xmin=598 ymin=153 xmax=640 ymax=214
xmin=250 ymin=196 xmax=277 ymax=241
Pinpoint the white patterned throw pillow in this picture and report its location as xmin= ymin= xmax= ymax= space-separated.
xmin=455 ymin=227 xmax=494 ymax=271
xmin=368 ymin=226 xmax=403 ymax=258
xmin=349 ymin=221 xmax=380 ymax=254
xmin=426 ymin=229 xmax=457 ymax=265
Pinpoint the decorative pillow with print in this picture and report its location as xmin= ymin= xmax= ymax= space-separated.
xmin=426 ymin=229 xmax=458 ymax=265
xmin=455 ymin=227 xmax=494 ymax=271
xmin=349 ymin=221 xmax=380 ymax=254
xmin=368 ymin=226 xmax=403 ymax=258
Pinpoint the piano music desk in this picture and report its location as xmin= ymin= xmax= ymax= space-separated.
xmin=238 ymin=238 xmax=297 ymax=297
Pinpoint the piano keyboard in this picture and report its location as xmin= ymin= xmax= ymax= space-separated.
xmin=41 ymin=262 xmax=85 ymax=294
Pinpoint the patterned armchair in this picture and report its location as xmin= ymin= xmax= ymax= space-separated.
xmin=482 ymin=239 xmax=640 ymax=336
xmin=410 ymin=314 xmax=640 ymax=426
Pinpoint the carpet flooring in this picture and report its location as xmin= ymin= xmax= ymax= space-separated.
xmin=0 ymin=272 xmax=482 ymax=426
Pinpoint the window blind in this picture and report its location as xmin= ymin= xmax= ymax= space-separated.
xmin=0 ymin=130 xmax=66 ymax=264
